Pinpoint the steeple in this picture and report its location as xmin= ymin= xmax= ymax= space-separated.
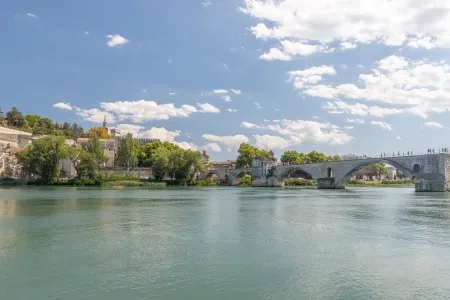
xmin=102 ymin=115 xmax=108 ymax=130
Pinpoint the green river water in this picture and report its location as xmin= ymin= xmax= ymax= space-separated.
xmin=1 ymin=187 xmax=450 ymax=299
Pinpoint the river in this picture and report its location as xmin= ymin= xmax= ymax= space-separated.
xmin=1 ymin=187 xmax=450 ymax=299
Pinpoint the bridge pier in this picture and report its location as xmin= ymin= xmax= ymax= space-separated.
xmin=415 ymin=179 xmax=447 ymax=192
xmin=317 ymin=178 xmax=345 ymax=189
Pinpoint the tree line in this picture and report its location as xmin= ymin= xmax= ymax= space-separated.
xmin=0 ymin=106 xmax=85 ymax=140
xmin=17 ymin=133 xmax=206 ymax=184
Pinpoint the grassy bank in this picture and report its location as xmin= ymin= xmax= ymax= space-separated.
xmin=284 ymin=178 xmax=316 ymax=187
xmin=348 ymin=179 xmax=415 ymax=187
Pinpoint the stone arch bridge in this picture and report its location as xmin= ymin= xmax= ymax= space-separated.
xmin=229 ymin=154 xmax=450 ymax=192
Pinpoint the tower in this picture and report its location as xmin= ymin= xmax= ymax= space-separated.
xmin=102 ymin=115 xmax=108 ymax=130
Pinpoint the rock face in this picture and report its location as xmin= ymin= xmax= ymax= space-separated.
xmin=0 ymin=143 xmax=22 ymax=179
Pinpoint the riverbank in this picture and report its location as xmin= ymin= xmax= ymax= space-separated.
xmin=347 ymin=179 xmax=415 ymax=187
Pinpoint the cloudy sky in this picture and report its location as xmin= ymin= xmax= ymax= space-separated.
xmin=2 ymin=0 xmax=450 ymax=160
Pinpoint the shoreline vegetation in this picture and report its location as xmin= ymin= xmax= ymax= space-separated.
xmin=1 ymin=177 xmax=415 ymax=188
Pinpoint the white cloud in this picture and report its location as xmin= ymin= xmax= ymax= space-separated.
xmin=142 ymin=89 xmax=147 ymax=93
xmin=340 ymin=64 xmax=348 ymax=69
xmin=254 ymin=102 xmax=262 ymax=109
xmin=288 ymin=65 xmax=336 ymax=89
xmin=340 ymin=42 xmax=357 ymax=50
xmin=114 ymin=124 xmax=145 ymax=136
xmin=370 ymin=121 xmax=393 ymax=131
xmin=226 ymin=108 xmax=238 ymax=112
xmin=53 ymin=102 xmax=72 ymax=110
xmin=212 ymin=89 xmax=228 ymax=94
xmin=424 ymin=121 xmax=443 ymax=128
xmin=323 ymin=101 xmax=405 ymax=118
xmin=230 ymin=89 xmax=242 ymax=95
xmin=202 ymin=134 xmax=249 ymax=150
xmin=106 ymin=34 xmax=129 ymax=47
xmin=222 ymin=95 xmax=232 ymax=102
xmin=75 ymin=108 xmax=116 ymax=124
xmin=254 ymin=135 xmax=289 ymax=150
xmin=202 ymin=0 xmax=211 ymax=7
xmin=205 ymin=143 xmax=221 ymax=152
xmin=245 ymin=119 xmax=352 ymax=146
xmin=174 ymin=141 xmax=198 ymax=150
xmin=197 ymin=103 xmax=220 ymax=113
xmin=260 ymin=48 xmax=291 ymax=61
xmin=241 ymin=0 xmax=450 ymax=50
xmin=84 ymin=31 xmax=89 ymax=35
xmin=295 ymin=55 xmax=450 ymax=118
xmin=241 ymin=122 xmax=258 ymax=129
xmin=73 ymin=100 xmax=220 ymax=123
xmin=25 ymin=13 xmax=37 ymax=18
xmin=345 ymin=118 xmax=365 ymax=124
xmin=169 ymin=92 xmax=176 ymax=96
xmin=397 ymin=136 xmax=402 ymax=140
xmin=343 ymin=126 xmax=354 ymax=130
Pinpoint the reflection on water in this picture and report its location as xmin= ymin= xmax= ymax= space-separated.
xmin=1 ymin=187 xmax=450 ymax=299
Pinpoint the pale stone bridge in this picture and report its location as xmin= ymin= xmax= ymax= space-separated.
xmin=228 ymin=154 xmax=450 ymax=192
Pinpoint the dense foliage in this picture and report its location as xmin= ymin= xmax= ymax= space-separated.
xmin=239 ymin=174 xmax=252 ymax=186
xmin=372 ymin=163 xmax=388 ymax=179
xmin=236 ymin=143 xmax=272 ymax=168
xmin=116 ymin=133 xmax=138 ymax=172
xmin=87 ymin=127 xmax=110 ymax=139
xmin=280 ymin=150 xmax=341 ymax=164
xmin=2 ymin=107 xmax=85 ymax=139
xmin=284 ymin=178 xmax=316 ymax=186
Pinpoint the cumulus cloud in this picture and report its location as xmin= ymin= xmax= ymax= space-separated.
xmin=72 ymin=100 xmax=219 ymax=124
xmin=344 ymin=118 xmax=365 ymax=124
xmin=53 ymin=102 xmax=72 ymax=110
xmin=323 ymin=101 xmax=405 ymax=118
xmin=244 ymin=119 xmax=352 ymax=147
xmin=205 ymin=143 xmax=222 ymax=152
xmin=253 ymin=135 xmax=289 ymax=150
xmin=241 ymin=0 xmax=450 ymax=51
xmin=202 ymin=134 xmax=249 ymax=150
xmin=288 ymin=65 xmax=336 ymax=89
xmin=197 ymin=103 xmax=220 ymax=113
xmin=260 ymin=41 xmax=333 ymax=61
xmin=241 ymin=122 xmax=258 ymax=129
xmin=222 ymin=95 xmax=232 ymax=102
xmin=424 ymin=121 xmax=443 ymax=128
xmin=340 ymin=42 xmax=357 ymax=50
xmin=370 ymin=121 xmax=393 ymax=131
xmin=114 ymin=124 xmax=145 ymax=136
xmin=106 ymin=34 xmax=129 ymax=47
xmin=295 ymin=55 xmax=450 ymax=119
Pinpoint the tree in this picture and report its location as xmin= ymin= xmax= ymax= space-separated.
xmin=86 ymin=135 xmax=108 ymax=166
xmin=6 ymin=107 xmax=24 ymax=128
xmin=70 ymin=123 xmax=85 ymax=140
xmin=236 ymin=143 xmax=270 ymax=168
xmin=17 ymin=136 xmax=69 ymax=184
xmin=138 ymin=140 xmax=181 ymax=167
xmin=280 ymin=150 xmax=305 ymax=165
xmin=0 ymin=106 xmax=4 ymax=122
xmin=151 ymin=147 xmax=170 ymax=180
xmin=372 ymin=163 xmax=388 ymax=180
xmin=87 ymin=127 xmax=110 ymax=139
xmin=116 ymin=133 xmax=138 ymax=172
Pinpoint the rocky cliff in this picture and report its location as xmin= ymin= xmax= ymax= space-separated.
xmin=0 ymin=142 xmax=22 ymax=178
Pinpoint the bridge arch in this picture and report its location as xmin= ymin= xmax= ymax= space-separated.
xmin=336 ymin=158 xmax=417 ymax=187
xmin=277 ymin=166 xmax=314 ymax=183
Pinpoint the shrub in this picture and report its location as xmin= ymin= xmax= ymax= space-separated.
xmin=284 ymin=178 xmax=316 ymax=186
xmin=239 ymin=174 xmax=252 ymax=186
xmin=192 ymin=179 xmax=219 ymax=186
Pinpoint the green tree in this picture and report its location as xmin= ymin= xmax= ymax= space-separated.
xmin=151 ymin=147 xmax=171 ymax=180
xmin=236 ymin=143 xmax=270 ymax=168
xmin=0 ymin=106 xmax=4 ymax=122
xmin=86 ymin=135 xmax=108 ymax=166
xmin=17 ymin=136 xmax=69 ymax=184
xmin=280 ymin=150 xmax=306 ymax=165
xmin=116 ymin=133 xmax=138 ymax=173
xmin=328 ymin=155 xmax=342 ymax=162
xmin=138 ymin=140 xmax=181 ymax=167
xmin=372 ymin=163 xmax=388 ymax=180
xmin=6 ymin=107 xmax=25 ymax=128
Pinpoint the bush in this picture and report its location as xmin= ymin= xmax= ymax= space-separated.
xmin=284 ymin=178 xmax=316 ymax=186
xmin=192 ymin=179 xmax=219 ymax=186
xmin=239 ymin=174 xmax=252 ymax=186
xmin=101 ymin=180 xmax=166 ymax=187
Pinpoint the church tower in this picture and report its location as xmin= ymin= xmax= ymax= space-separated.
xmin=102 ymin=115 xmax=108 ymax=131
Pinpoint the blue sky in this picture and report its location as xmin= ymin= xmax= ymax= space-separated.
xmin=2 ymin=0 xmax=450 ymax=160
